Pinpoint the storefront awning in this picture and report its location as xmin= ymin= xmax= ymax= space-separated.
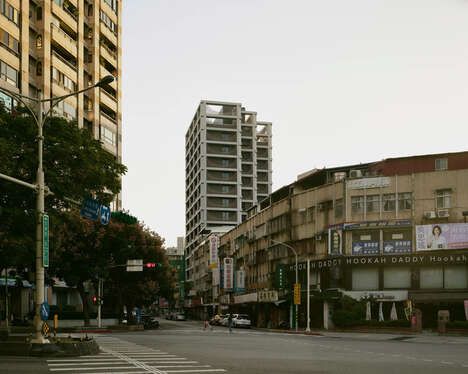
xmin=410 ymin=292 xmax=468 ymax=302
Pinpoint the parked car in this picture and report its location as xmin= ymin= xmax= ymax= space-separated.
xmin=220 ymin=314 xmax=229 ymax=326
xmin=175 ymin=313 xmax=186 ymax=321
xmin=142 ymin=315 xmax=160 ymax=329
xmin=232 ymin=314 xmax=251 ymax=328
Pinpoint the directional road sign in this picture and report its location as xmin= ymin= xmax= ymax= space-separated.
xmin=40 ymin=301 xmax=50 ymax=321
xmin=126 ymin=259 xmax=143 ymax=272
xmin=80 ymin=198 xmax=101 ymax=221
xmin=100 ymin=205 xmax=111 ymax=225
xmin=43 ymin=214 xmax=49 ymax=268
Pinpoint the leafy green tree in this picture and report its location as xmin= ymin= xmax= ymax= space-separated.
xmin=0 ymin=108 xmax=126 ymax=272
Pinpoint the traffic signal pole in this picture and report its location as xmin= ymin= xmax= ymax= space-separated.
xmin=97 ymin=278 xmax=103 ymax=328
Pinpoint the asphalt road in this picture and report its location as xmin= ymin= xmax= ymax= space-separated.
xmin=2 ymin=320 xmax=468 ymax=373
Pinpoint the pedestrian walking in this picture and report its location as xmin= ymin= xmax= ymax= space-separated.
xmin=204 ymin=319 xmax=209 ymax=330
xmin=228 ymin=313 xmax=233 ymax=333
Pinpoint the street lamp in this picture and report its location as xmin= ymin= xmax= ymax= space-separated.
xmin=0 ymin=75 xmax=114 ymax=343
xmin=270 ymin=239 xmax=299 ymax=332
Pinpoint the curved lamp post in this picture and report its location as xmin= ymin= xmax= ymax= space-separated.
xmin=270 ymin=239 xmax=299 ymax=332
xmin=0 ymin=75 xmax=114 ymax=343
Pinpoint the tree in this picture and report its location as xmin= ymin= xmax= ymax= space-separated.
xmin=0 ymin=108 xmax=126 ymax=272
xmin=51 ymin=211 xmax=175 ymax=325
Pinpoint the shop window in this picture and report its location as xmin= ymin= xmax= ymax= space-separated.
xmin=436 ymin=189 xmax=451 ymax=209
xmin=444 ymin=266 xmax=467 ymax=289
xmin=352 ymin=268 xmax=379 ymax=291
xmin=398 ymin=192 xmax=412 ymax=211
xmin=383 ymin=267 xmax=411 ymax=289
xmin=420 ymin=267 xmax=443 ymax=289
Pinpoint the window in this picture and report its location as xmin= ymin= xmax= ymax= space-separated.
xmin=366 ymin=195 xmax=380 ymax=213
xmin=352 ymin=268 xmax=379 ymax=290
xmin=51 ymin=67 xmax=76 ymax=91
xmin=383 ymin=194 xmax=396 ymax=212
xmin=0 ymin=91 xmax=13 ymax=110
xmin=100 ymin=10 xmax=117 ymax=34
xmin=435 ymin=158 xmax=448 ymax=171
xmin=0 ymin=59 xmax=18 ymax=87
xmin=351 ymin=196 xmax=364 ymax=214
xmin=444 ymin=266 xmax=467 ymax=289
xmin=0 ymin=1 xmax=19 ymax=25
xmin=334 ymin=199 xmax=343 ymax=218
xmin=384 ymin=267 xmax=411 ymax=289
xmin=0 ymin=28 xmax=19 ymax=54
xmin=222 ymin=185 xmax=230 ymax=193
xmin=222 ymin=199 xmax=230 ymax=208
xmin=221 ymin=159 xmax=230 ymax=167
xmin=398 ymin=192 xmax=412 ymax=211
xmin=420 ymin=267 xmax=443 ymax=289
xmin=221 ymin=146 xmax=230 ymax=154
xmin=103 ymin=0 xmax=118 ymax=13
xmin=101 ymin=126 xmax=116 ymax=146
xmin=436 ymin=189 xmax=451 ymax=209
xmin=306 ymin=206 xmax=315 ymax=222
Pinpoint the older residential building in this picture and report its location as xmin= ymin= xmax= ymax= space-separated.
xmin=217 ymin=151 xmax=468 ymax=329
xmin=166 ymin=237 xmax=185 ymax=310
xmin=184 ymin=100 xmax=272 ymax=308
xmin=0 ymin=0 xmax=122 ymax=208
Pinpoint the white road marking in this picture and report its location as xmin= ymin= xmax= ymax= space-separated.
xmin=49 ymin=366 xmax=137 ymax=371
xmin=163 ymin=370 xmax=226 ymax=373
xmin=441 ymin=361 xmax=454 ymax=365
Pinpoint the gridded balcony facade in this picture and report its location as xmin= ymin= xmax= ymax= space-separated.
xmin=185 ymin=100 xmax=273 ymax=263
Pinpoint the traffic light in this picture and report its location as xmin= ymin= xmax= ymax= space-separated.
xmin=145 ymin=262 xmax=162 ymax=269
xmin=92 ymin=295 xmax=97 ymax=305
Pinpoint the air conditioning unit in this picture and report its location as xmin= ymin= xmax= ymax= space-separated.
xmin=318 ymin=203 xmax=325 ymax=211
xmin=424 ymin=211 xmax=436 ymax=219
xmin=315 ymin=234 xmax=322 ymax=241
xmin=438 ymin=209 xmax=450 ymax=218
xmin=349 ymin=170 xmax=362 ymax=179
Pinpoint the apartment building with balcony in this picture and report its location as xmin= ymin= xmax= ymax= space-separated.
xmin=217 ymin=151 xmax=468 ymax=329
xmin=0 ymin=0 xmax=122 ymax=208
xmin=184 ymin=100 xmax=272 ymax=312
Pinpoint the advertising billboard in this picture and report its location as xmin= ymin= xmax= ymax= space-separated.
xmin=209 ymin=235 xmax=219 ymax=268
xmin=235 ymin=270 xmax=245 ymax=292
xmin=223 ymin=257 xmax=233 ymax=290
xmin=416 ymin=223 xmax=468 ymax=251
xmin=352 ymin=241 xmax=380 ymax=255
xmin=328 ymin=228 xmax=343 ymax=255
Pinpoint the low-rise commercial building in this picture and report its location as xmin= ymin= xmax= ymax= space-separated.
xmin=216 ymin=151 xmax=468 ymax=329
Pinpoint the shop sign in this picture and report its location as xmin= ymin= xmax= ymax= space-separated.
xmin=352 ymin=241 xmax=380 ymax=255
xmin=235 ymin=270 xmax=245 ymax=292
xmin=464 ymin=300 xmax=468 ymax=321
xmin=342 ymin=219 xmax=412 ymax=230
xmin=383 ymin=240 xmax=412 ymax=254
xmin=342 ymin=290 xmax=408 ymax=301
xmin=416 ymin=223 xmax=468 ymax=251
xmin=209 ymin=235 xmax=219 ymax=269
xmin=307 ymin=253 xmax=468 ymax=270
xmin=234 ymin=292 xmax=257 ymax=304
xmin=258 ymin=290 xmax=278 ymax=303
xmin=328 ymin=228 xmax=343 ymax=255
xmin=223 ymin=258 xmax=234 ymax=290
xmin=212 ymin=267 xmax=220 ymax=286
xmin=347 ymin=177 xmax=391 ymax=190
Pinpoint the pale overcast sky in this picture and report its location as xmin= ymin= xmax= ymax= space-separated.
xmin=122 ymin=0 xmax=468 ymax=247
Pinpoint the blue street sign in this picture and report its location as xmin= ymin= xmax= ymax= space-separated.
xmin=80 ymin=198 xmax=101 ymax=221
xmin=100 ymin=205 xmax=111 ymax=225
xmin=40 ymin=302 xmax=50 ymax=321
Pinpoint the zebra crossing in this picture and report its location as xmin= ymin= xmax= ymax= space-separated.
xmin=46 ymin=336 xmax=227 ymax=374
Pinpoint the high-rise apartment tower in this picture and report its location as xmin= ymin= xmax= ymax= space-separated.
xmin=0 ymin=0 xmax=122 ymax=207
xmin=185 ymin=100 xmax=272 ymax=263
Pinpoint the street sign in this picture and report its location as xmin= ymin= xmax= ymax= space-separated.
xmin=42 ymin=214 xmax=49 ymax=268
xmin=42 ymin=321 xmax=50 ymax=336
xmin=80 ymin=198 xmax=101 ymax=221
xmin=40 ymin=301 xmax=50 ymax=321
xmin=126 ymin=259 xmax=143 ymax=272
xmin=100 ymin=205 xmax=111 ymax=225
xmin=294 ymin=283 xmax=301 ymax=305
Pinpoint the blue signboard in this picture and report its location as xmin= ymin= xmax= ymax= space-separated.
xmin=100 ymin=205 xmax=111 ymax=225
xmin=40 ymin=301 xmax=50 ymax=321
xmin=80 ymin=198 xmax=101 ymax=221
xmin=383 ymin=240 xmax=412 ymax=254
xmin=352 ymin=241 xmax=380 ymax=255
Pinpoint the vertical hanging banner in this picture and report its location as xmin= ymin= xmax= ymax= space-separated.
xmin=212 ymin=267 xmax=220 ymax=286
xmin=223 ymin=257 xmax=233 ymax=290
xmin=235 ymin=269 xmax=245 ymax=292
xmin=209 ymin=235 xmax=219 ymax=269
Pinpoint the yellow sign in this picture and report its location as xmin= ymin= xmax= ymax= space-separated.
xmin=42 ymin=322 xmax=50 ymax=336
xmin=294 ymin=283 xmax=301 ymax=305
